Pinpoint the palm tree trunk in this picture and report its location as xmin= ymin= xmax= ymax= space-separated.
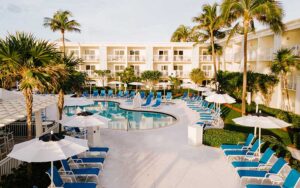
xmin=283 ymin=75 xmax=291 ymax=111
xmin=61 ymin=30 xmax=66 ymax=57
xmin=210 ymin=34 xmax=217 ymax=90
xmin=241 ymin=24 xmax=249 ymax=116
xmin=23 ymin=88 xmax=33 ymax=139
xmin=58 ymin=89 xmax=64 ymax=120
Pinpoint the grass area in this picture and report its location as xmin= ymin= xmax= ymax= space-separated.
xmin=221 ymin=104 xmax=292 ymax=146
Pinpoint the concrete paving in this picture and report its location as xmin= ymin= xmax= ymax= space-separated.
xmin=98 ymin=99 xmax=240 ymax=188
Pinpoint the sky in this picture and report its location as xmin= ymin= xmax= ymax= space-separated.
xmin=0 ymin=0 xmax=299 ymax=43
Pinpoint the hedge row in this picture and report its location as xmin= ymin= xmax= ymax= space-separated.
xmin=203 ymin=129 xmax=247 ymax=147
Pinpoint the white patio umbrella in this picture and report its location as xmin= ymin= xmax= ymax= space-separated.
xmin=233 ymin=114 xmax=291 ymax=156
xmin=180 ymin=82 xmax=194 ymax=96
xmin=108 ymin=81 xmax=123 ymax=94
xmin=129 ymin=82 xmax=144 ymax=92
xmin=192 ymin=86 xmax=210 ymax=95
xmin=205 ymin=93 xmax=236 ymax=104
xmin=156 ymin=82 xmax=173 ymax=98
xmin=202 ymin=91 xmax=216 ymax=96
xmin=8 ymin=132 xmax=88 ymax=187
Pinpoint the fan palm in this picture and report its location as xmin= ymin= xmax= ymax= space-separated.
xmin=0 ymin=32 xmax=66 ymax=139
xmin=271 ymin=48 xmax=299 ymax=111
xmin=192 ymin=3 xmax=226 ymax=82
xmin=44 ymin=10 xmax=81 ymax=55
xmin=171 ymin=25 xmax=193 ymax=42
xmin=221 ymin=0 xmax=285 ymax=115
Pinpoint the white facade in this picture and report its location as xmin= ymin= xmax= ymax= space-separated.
xmin=57 ymin=19 xmax=300 ymax=115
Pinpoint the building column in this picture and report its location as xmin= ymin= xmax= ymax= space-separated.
xmin=191 ymin=44 xmax=200 ymax=69
xmin=145 ymin=45 xmax=153 ymax=70
xmin=35 ymin=109 xmax=43 ymax=137
xmin=274 ymin=34 xmax=282 ymax=51
xmin=125 ymin=46 xmax=128 ymax=68
xmin=295 ymin=75 xmax=300 ymax=115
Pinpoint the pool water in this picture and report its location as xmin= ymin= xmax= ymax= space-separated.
xmin=64 ymin=101 xmax=176 ymax=130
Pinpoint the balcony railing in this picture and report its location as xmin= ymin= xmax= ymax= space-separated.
xmin=127 ymin=55 xmax=145 ymax=62
xmin=204 ymin=71 xmax=213 ymax=78
xmin=175 ymin=71 xmax=189 ymax=78
xmin=153 ymin=55 xmax=169 ymax=62
xmin=282 ymin=75 xmax=297 ymax=90
xmin=82 ymin=55 xmax=99 ymax=61
xmin=107 ymin=55 xmax=126 ymax=62
xmin=200 ymin=55 xmax=212 ymax=62
xmin=258 ymin=48 xmax=274 ymax=61
xmin=173 ymin=55 xmax=191 ymax=62
xmin=81 ymin=70 xmax=98 ymax=78
xmin=160 ymin=71 xmax=169 ymax=77
xmin=247 ymin=50 xmax=257 ymax=61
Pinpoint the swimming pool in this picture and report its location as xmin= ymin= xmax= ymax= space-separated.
xmin=64 ymin=101 xmax=176 ymax=130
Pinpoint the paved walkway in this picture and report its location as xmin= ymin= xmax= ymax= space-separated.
xmin=98 ymin=99 xmax=240 ymax=188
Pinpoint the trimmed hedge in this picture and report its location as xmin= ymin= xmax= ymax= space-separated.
xmin=203 ymin=129 xmax=247 ymax=147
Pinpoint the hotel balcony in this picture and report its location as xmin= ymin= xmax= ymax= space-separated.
xmin=204 ymin=71 xmax=214 ymax=78
xmin=258 ymin=48 xmax=274 ymax=61
xmin=153 ymin=55 xmax=169 ymax=62
xmin=173 ymin=55 xmax=191 ymax=62
xmin=107 ymin=55 xmax=126 ymax=62
xmin=80 ymin=70 xmax=98 ymax=78
xmin=175 ymin=71 xmax=189 ymax=78
xmin=160 ymin=71 xmax=169 ymax=77
xmin=282 ymin=75 xmax=297 ymax=90
xmin=127 ymin=55 xmax=145 ymax=62
xmin=199 ymin=55 xmax=212 ymax=62
xmin=82 ymin=55 xmax=99 ymax=61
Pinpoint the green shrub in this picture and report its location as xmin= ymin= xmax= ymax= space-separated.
xmin=294 ymin=132 xmax=300 ymax=149
xmin=203 ymin=129 xmax=247 ymax=147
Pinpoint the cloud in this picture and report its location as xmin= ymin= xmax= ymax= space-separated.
xmin=6 ymin=3 xmax=22 ymax=13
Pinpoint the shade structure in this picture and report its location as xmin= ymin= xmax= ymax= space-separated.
xmin=202 ymin=91 xmax=216 ymax=96
xmin=129 ymin=82 xmax=144 ymax=91
xmin=205 ymin=93 xmax=236 ymax=104
xmin=233 ymin=115 xmax=291 ymax=155
xmin=62 ymin=115 xmax=105 ymax=128
xmin=8 ymin=133 xmax=88 ymax=187
xmin=64 ymin=97 xmax=94 ymax=107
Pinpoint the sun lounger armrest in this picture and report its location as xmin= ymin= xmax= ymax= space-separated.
xmin=72 ymin=158 xmax=84 ymax=163
xmin=246 ymin=151 xmax=255 ymax=156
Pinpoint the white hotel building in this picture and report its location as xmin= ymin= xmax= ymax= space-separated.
xmin=58 ymin=19 xmax=300 ymax=115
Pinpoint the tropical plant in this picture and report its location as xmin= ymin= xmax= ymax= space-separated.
xmin=44 ymin=10 xmax=81 ymax=120
xmin=94 ymin=70 xmax=111 ymax=87
xmin=189 ymin=68 xmax=205 ymax=85
xmin=0 ymin=32 xmax=66 ymax=139
xmin=192 ymin=3 xmax=226 ymax=81
xmin=44 ymin=10 xmax=81 ymax=55
xmin=221 ymin=0 xmax=285 ymax=115
xmin=270 ymin=48 xmax=300 ymax=111
xmin=116 ymin=67 xmax=140 ymax=84
xmin=171 ymin=25 xmax=193 ymax=42
xmin=168 ymin=76 xmax=181 ymax=90
xmin=141 ymin=70 xmax=162 ymax=91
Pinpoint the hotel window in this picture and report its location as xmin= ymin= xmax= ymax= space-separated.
xmin=115 ymin=65 xmax=125 ymax=72
xmin=84 ymin=50 xmax=95 ymax=55
xmin=202 ymin=65 xmax=213 ymax=77
xmin=129 ymin=50 xmax=140 ymax=56
xmin=174 ymin=50 xmax=184 ymax=56
xmin=130 ymin=65 xmax=140 ymax=75
xmin=173 ymin=65 xmax=183 ymax=71
xmin=129 ymin=50 xmax=140 ymax=61
xmin=174 ymin=50 xmax=184 ymax=61
xmin=86 ymin=65 xmax=95 ymax=71
xmin=114 ymin=49 xmax=124 ymax=56
xmin=158 ymin=50 xmax=168 ymax=61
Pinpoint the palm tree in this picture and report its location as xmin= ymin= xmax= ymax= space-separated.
xmin=270 ymin=48 xmax=299 ymax=111
xmin=44 ymin=10 xmax=81 ymax=120
xmin=221 ymin=0 xmax=284 ymax=115
xmin=141 ymin=70 xmax=162 ymax=91
xmin=0 ymin=32 xmax=66 ymax=139
xmin=44 ymin=10 xmax=81 ymax=56
xmin=189 ymin=68 xmax=205 ymax=86
xmin=192 ymin=3 xmax=226 ymax=82
xmin=94 ymin=70 xmax=111 ymax=87
xmin=171 ymin=25 xmax=193 ymax=42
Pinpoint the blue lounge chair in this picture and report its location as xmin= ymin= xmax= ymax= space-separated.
xmin=107 ymin=90 xmax=114 ymax=97
xmin=221 ymin=134 xmax=255 ymax=151
xmin=181 ymin=92 xmax=188 ymax=100
xmin=156 ymin=92 xmax=162 ymax=99
xmin=246 ymin=169 xmax=300 ymax=188
xmin=232 ymin=148 xmax=275 ymax=169
xmin=149 ymin=92 xmax=154 ymax=98
xmin=224 ymin=139 xmax=262 ymax=159
xmin=88 ymin=147 xmax=109 ymax=157
xmin=83 ymin=91 xmax=89 ymax=98
xmin=129 ymin=91 xmax=136 ymax=99
xmin=123 ymin=90 xmax=129 ymax=98
xmin=238 ymin=158 xmax=287 ymax=181
xmin=152 ymin=97 xmax=162 ymax=108
xmin=71 ymin=155 xmax=105 ymax=168
xmin=61 ymin=160 xmax=100 ymax=183
xmin=47 ymin=166 xmax=97 ymax=188
xmin=117 ymin=90 xmax=123 ymax=98
xmin=100 ymin=90 xmax=106 ymax=97
xmin=141 ymin=95 xmax=152 ymax=107
xmin=92 ymin=90 xmax=98 ymax=98
xmin=140 ymin=91 xmax=145 ymax=99
xmin=165 ymin=92 xmax=172 ymax=101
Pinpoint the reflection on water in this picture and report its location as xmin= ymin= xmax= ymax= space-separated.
xmin=64 ymin=101 xmax=176 ymax=130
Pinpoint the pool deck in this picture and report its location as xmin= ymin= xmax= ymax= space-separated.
xmin=98 ymin=99 xmax=240 ymax=188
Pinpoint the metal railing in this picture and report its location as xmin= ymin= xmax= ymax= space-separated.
xmin=258 ymin=48 xmax=274 ymax=61
xmin=173 ymin=55 xmax=191 ymax=62
xmin=0 ymin=157 xmax=22 ymax=180
xmin=6 ymin=122 xmax=36 ymax=137
xmin=82 ymin=55 xmax=99 ymax=61
xmin=107 ymin=55 xmax=126 ymax=62
xmin=127 ymin=55 xmax=145 ymax=62
xmin=199 ymin=55 xmax=212 ymax=62
xmin=153 ymin=55 xmax=169 ymax=62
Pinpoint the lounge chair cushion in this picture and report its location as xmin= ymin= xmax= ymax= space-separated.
xmin=237 ymin=169 xmax=267 ymax=178
xmin=72 ymin=156 xmax=105 ymax=163
xmin=89 ymin=147 xmax=109 ymax=153
xmin=246 ymin=185 xmax=280 ymax=188
xmin=232 ymin=161 xmax=260 ymax=168
xmin=221 ymin=145 xmax=244 ymax=150
xmin=224 ymin=150 xmax=250 ymax=156
xmin=72 ymin=168 xmax=100 ymax=175
xmin=64 ymin=182 xmax=97 ymax=188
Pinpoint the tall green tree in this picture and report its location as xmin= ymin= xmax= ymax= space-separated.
xmin=171 ymin=25 xmax=193 ymax=42
xmin=168 ymin=76 xmax=181 ymax=91
xmin=94 ymin=70 xmax=111 ymax=87
xmin=116 ymin=67 xmax=139 ymax=84
xmin=270 ymin=48 xmax=299 ymax=111
xmin=44 ymin=10 xmax=81 ymax=120
xmin=192 ymin=3 xmax=226 ymax=81
xmin=221 ymin=0 xmax=284 ymax=115
xmin=0 ymin=32 xmax=66 ymax=139
xmin=189 ymin=68 xmax=205 ymax=85
xmin=141 ymin=70 xmax=162 ymax=91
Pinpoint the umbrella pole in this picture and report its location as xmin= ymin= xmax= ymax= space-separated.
xmin=51 ymin=161 xmax=54 ymax=188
